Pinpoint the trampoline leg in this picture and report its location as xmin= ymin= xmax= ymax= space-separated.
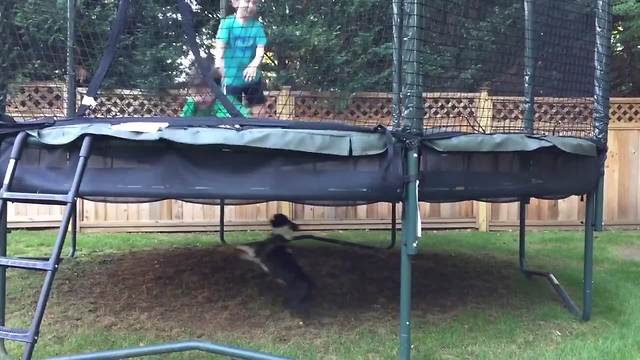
xmin=219 ymin=200 xmax=226 ymax=245
xmin=518 ymin=200 xmax=581 ymax=318
xmin=388 ymin=202 xmax=397 ymax=250
xmin=518 ymin=201 xmax=528 ymax=275
xmin=0 ymin=208 xmax=8 ymax=358
xmin=399 ymin=236 xmax=412 ymax=360
xmin=583 ymin=192 xmax=595 ymax=321
xmin=400 ymin=149 xmax=419 ymax=360
xmin=69 ymin=202 xmax=78 ymax=258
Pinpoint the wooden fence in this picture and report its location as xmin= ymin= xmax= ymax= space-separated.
xmin=4 ymin=83 xmax=640 ymax=232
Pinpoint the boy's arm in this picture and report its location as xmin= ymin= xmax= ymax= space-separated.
xmin=243 ymin=23 xmax=267 ymax=82
xmin=214 ymin=18 xmax=230 ymax=77
xmin=243 ymin=44 xmax=265 ymax=82
xmin=214 ymin=41 xmax=226 ymax=78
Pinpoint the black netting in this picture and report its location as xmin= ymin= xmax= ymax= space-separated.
xmin=414 ymin=0 xmax=609 ymax=140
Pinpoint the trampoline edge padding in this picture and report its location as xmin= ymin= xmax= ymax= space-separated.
xmin=422 ymin=133 xmax=598 ymax=157
xmin=25 ymin=123 xmax=390 ymax=156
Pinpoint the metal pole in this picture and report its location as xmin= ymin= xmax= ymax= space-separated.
xmin=391 ymin=0 xmax=403 ymax=130
xmin=49 ymin=340 xmax=292 ymax=360
xmin=219 ymin=199 xmax=226 ymax=244
xmin=523 ymin=0 xmax=535 ymax=134
xmin=220 ymin=0 xmax=228 ymax=17
xmin=594 ymin=177 xmax=604 ymax=231
xmin=67 ymin=0 xmax=79 ymax=257
xmin=593 ymin=0 xmax=612 ymax=231
xmin=518 ymin=200 xmax=527 ymax=273
xmin=0 ymin=1 xmax=10 ymax=120
xmin=400 ymin=148 xmax=419 ymax=360
xmin=67 ymin=0 xmax=77 ymax=118
xmin=399 ymin=0 xmax=424 ymax=357
xmin=388 ymin=202 xmax=397 ymax=249
xmin=69 ymin=202 xmax=78 ymax=257
xmin=583 ymin=191 xmax=595 ymax=321
xmin=0 ymin=205 xmax=8 ymax=357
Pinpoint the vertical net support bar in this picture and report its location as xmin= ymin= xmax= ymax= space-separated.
xmin=523 ymin=0 xmax=535 ymax=134
xmin=0 ymin=205 xmax=7 ymax=356
xmin=593 ymin=0 xmax=612 ymax=231
xmin=67 ymin=0 xmax=79 ymax=257
xmin=391 ymin=0 xmax=403 ymax=130
xmin=67 ymin=0 xmax=77 ymax=118
xmin=0 ymin=2 xmax=10 ymax=119
xmin=220 ymin=0 xmax=228 ymax=17
xmin=399 ymin=0 xmax=424 ymax=359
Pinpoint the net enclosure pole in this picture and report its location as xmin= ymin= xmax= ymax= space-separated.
xmin=68 ymin=0 xmax=79 ymax=257
xmin=523 ymin=0 xmax=535 ymax=134
xmin=398 ymin=0 xmax=424 ymax=358
xmin=391 ymin=0 xmax=403 ymax=130
xmin=0 ymin=205 xmax=7 ymax=356
xmin=67 ymin=0 xmax=77 ymax=118
xmin=593 ymin=0 xmax=612 ymax=231
xmin=220 ymin=0 xmax=228 ymax=17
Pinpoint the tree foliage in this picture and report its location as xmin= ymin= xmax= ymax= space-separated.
xmin=2 ymin=0 xmax=638 ymax=96
xmin=612 ymin=0 xmax=640 ymax=95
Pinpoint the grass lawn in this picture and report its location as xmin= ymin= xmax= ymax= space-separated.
xmin=2 ymin=228 xmax=639 ymax=359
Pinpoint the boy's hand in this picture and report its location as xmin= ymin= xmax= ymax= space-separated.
xmin=243 ymin=65 xmax=258 ymax=82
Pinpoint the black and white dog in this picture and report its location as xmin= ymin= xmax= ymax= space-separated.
xmin=236 ymin=214 xmax=314 ymax=315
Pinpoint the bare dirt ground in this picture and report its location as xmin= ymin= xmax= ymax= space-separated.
xmin=41 ymin=244 xmax=523 ymax=341
xmin=614 ymin=245 xmax=640 ymax=261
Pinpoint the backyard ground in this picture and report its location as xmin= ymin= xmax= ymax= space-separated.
xmin=3 ymin=228 xmax=640 ymax=359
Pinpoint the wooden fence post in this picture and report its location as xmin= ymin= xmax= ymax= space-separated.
xmin=276 ymin=86 xmax=294 ymax=120
xmin=276 ymin=86 xmax=294 ymax=216
xmin=477 ymin=86 xmax=493 ymax=133
xmin=477 ymin=87 xmax=492 ymax=231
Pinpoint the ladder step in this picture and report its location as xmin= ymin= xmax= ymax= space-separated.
xmin=0 ymin=257 xmax=53 ymax=271
xmin=0 ymin=192 xmax=71 ymax=205
xmin=0 ymin=326 xmax=32 ymax=343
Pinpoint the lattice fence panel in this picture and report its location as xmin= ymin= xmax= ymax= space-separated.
xmin=424 ymin=95 xmax=479 ymax=131
xmin=610 ymin=102 xmax=640 ymax=125
xmin=293 ymin=93 xmax=393 ymax=126
xmin=492 ymin=98 xmax=594 ymax=137
xmin=6 ymin=83 xmax=66 ymax=119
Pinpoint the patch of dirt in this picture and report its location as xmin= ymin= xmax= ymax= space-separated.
xmin=615 ymin=245 xmax=640 ymax=261
xmin=47 ymin=244 xmax=527 ymax=340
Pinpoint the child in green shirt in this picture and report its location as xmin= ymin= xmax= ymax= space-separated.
xmin=180 ymin=70 xmax=251 ymax=118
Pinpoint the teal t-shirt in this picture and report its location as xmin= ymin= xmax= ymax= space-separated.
xmin=215 ymin=16 xmax=267 ymax=87
xmin=180 ymin=97 xmax=252 ymax=118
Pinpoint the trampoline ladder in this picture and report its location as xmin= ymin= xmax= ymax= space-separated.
xmin=0 ymin=132 xmax=93 ymax=360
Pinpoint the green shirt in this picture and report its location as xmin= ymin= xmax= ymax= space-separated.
xmin=215 ymin=16 xmax=268 ymax=87
xmin=180 ymin=96 xmax=252 ymax=118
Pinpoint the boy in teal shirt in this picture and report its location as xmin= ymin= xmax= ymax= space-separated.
xmin=214 ymin=0 xmax=267 ymax=116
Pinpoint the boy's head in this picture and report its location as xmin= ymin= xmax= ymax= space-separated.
xmin=231 ymin=0 xmax=258 ymax=19
xmin=187 ymin=68 xmax=221 ymax=107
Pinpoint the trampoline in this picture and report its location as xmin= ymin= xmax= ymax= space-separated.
xmin=0 ymin=0 xmax=612 ymax=359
